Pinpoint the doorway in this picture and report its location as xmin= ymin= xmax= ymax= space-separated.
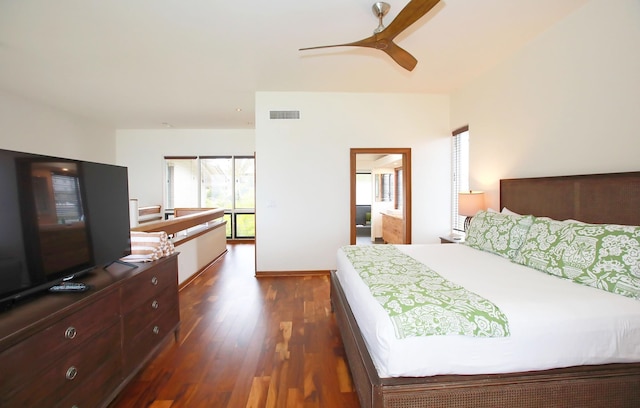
xmin=350 ymin=148 xmax=411 ymax=245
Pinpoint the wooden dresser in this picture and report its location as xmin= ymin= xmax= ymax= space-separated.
xmin=0 ymin=254 xmax=179 ymax=408
xmin=381 ymin=213 xmax=403 ymax=244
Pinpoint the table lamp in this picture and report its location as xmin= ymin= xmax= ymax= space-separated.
xmin=459 ymin=191 xmax=486 ymax=231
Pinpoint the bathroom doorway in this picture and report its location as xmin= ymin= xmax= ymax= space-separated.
xmin=350 ymin=148 xmax=411 ymax=245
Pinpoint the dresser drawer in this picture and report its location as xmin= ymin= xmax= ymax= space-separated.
xmin=123 ymin=306 xmax=180 ymax=374
xmin=122 ymin=287 xmax=179 ymax=342
xmin=3 ymin=321 xmax=121 ymax=407
xmin=0 ymin=288 xmax=120 ymax=395
xmin=121 ymin=257 xmax=178 ymax=314
xmin=55 ymin=354 xmax=122 ymax=408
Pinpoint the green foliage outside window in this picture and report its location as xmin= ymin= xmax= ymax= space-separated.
xmin=236 ymin=214 xmax=255 ymax=238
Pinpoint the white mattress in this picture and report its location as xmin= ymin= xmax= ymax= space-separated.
xmin=336 ymin=244 xmax=640 ymax=378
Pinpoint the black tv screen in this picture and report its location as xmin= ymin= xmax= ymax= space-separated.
xmin=82 ymin=161 xmax=132 ymax=267
xmin=0 ymin=148 xmax=131 ymax=308
xmin=15 ymin=157 xmax=94 ymax=279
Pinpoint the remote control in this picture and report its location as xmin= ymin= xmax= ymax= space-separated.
xmin=49 ymin=282 xmax=89 ymax=292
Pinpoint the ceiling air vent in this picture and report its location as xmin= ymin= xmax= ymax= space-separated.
xmin=269 ymin=110 xmax=300 ymax=120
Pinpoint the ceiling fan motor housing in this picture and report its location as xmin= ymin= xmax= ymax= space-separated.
xmin=373 ymin=2 xmax=391 ymax=33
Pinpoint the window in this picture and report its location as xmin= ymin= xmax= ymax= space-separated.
xmin=165 ymin=157 xmax=198 ymax=209
xmin=231 ymin=157 xmax=255 ymax=238
xmin=356 ymin=173 xmax=373 ymax=205
xmin=451 ymin=126 xmax=470 ymax=232
xmin=235 ymin=213 xmax=255 ymax=238
xmin=201 ymin=157 xmax=233 ymax=208
xmin=395 ymin=167 xmax=403 ymax=209
xmin=165 ymin=155 xmax=255 ymax=239
xmin=375 ymin=173 xmax=394 ymax=202
xmin=233 ymin=157 xmax=255 ymax=209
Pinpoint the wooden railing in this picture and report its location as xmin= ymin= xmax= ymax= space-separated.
xmin=131 ymin=208 xmax=225 ymax=246
xmin=137 ymin=205 xmax=163 ymax=223
xmin=131 ymin=208 xmax=227 ymax=285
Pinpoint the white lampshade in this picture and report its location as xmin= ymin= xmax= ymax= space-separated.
xmin=458 ymin=191 xmax=486 ymax=216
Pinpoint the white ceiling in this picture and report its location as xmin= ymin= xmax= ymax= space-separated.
xmin=0 ymin=0 xmax=588 ymax=130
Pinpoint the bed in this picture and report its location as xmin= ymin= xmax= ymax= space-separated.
xmin=331 ymin=171 xmax=640 ymax=408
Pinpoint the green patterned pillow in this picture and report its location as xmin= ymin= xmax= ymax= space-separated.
xmin=512 ymin=217 xmax=572 ymax=274
xmin=464 ymin=211 xmax=534 ymax=259
xmin=517 ymin=219 xmax=640 ymax=300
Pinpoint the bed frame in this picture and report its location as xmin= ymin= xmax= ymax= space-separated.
xmin=331 ymin=171 xmax=640 ymax=408
xmin=500 ymin=171 xmax=640 ymax=225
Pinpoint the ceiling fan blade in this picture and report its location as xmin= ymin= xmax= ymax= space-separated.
xmin=381 ymin=0 xmax=440 ymax=40
xmin=381 ymin=40 xmax=418 ymax=71
xmin=300 ymin=36 xmax=417 ymax=71
xmin=382 ymin=41 xmax=418 ymax=71
xmin=299 ymin=36 xmax=379 ymax=52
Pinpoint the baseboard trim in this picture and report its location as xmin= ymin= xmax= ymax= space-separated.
xmin=227 ymin=239 xmax=255 ymax=244
xmin=255 ymin=270 xmax=330 ymax=278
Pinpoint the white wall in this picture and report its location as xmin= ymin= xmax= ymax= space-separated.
xmin=451 ymin=0 xmax=640 ymax=210
xmin=7 ymin=0 xmax=633 ymax=276
xmin=0 ymin=90 xmax=115 ymax=162
xmin=115 ymin=129 xmax=255 ymax=208
xmin=255 ymin=92 xmax=450 ymax=273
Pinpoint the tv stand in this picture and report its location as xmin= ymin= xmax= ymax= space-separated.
xmin=0 ymin=254 xmax=180 ymax=408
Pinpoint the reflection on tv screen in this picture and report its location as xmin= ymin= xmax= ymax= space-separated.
xmin=22 ymin=160 xmax=93 ymax=277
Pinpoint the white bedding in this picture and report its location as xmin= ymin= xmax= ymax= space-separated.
xmin=336 ymin=243 xmax=640 ymax=378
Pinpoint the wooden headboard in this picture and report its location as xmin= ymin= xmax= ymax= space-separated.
xmin=500 ymin=171 xmax=640 ymax=226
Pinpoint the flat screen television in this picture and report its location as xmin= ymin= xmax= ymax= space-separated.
xmin=0 ymin=148 xmax=132 ymax=309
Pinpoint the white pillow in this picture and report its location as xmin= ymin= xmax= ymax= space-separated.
xmin=501 ymin=207 xmax=520 ymax=216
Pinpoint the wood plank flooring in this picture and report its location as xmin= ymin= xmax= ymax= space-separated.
xmin=109 ymin=243 xmax=361 ymax=408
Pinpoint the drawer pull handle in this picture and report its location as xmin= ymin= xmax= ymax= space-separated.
xmin=152 ymin=300 xmax=159 ymax=309
xmin=66 ymin=366 xmax=78 ymax=380
xmin=65 ymin=327 xmax=77 ymax=339
xmin=153 ymin=325 xmax=160 ymax=335
xmin=151 ymin=276 xmax=159 ymax=286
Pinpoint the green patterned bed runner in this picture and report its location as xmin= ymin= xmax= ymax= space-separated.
xmin=342 ymin=245 xmax=510 ymax=339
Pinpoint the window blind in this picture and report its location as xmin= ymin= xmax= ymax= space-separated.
xmin=451 ymin=126 xmax=470 ymax=232
xmin=52 ymin=173 xmax=84 ymax=223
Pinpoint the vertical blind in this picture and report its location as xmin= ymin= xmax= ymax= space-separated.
xmin=451 ymin=126 xmax=470 ymax=232
xmin=52 ymin=173 xmax=84 ymax=223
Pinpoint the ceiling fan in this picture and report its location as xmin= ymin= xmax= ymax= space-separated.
xmin=299 ymin=0 xmax=441 ymax=71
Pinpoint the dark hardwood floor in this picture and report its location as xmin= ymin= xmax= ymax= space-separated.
xmin=109 ymin=243 xmax=360 ymax=408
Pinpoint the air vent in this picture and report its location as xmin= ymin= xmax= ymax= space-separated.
xmin=269 ymin=110 xmax=300 ymax=120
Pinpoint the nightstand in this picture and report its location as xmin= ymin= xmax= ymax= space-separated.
xmin=440 ymin=235 xmax=464 ymax=244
